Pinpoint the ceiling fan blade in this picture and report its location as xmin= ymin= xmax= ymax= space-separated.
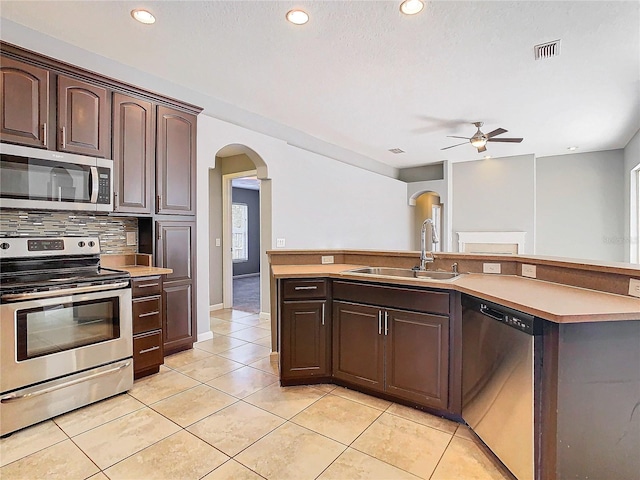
xmin=477 ymin=145 xmax=487 ymax=153
xmin=441 ymin=142 xmax=469 ymax=151
xmin=487 ymin=137 xmax=523 ymax=143
xmin=485 ymin=128 xmax=507 ymax=138
xmin=446 ymin=136 xmax=471 ymax=140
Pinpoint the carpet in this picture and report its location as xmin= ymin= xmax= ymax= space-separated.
xmin=233 ymin=275 xmax=260 ymax=313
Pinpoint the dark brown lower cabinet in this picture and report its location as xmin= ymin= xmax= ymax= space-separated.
xmin=333 ymin=298 xmax=450 ymax=410
xmin=156 ymin=220 xmax=196 ymax=356
xmin=385 ymin=308 xmax=449 ymax=408
xmin=280 ymin=300 xmax=330 ymax=380
xmin=131 ymin=275 xmax=164 ymax=379
xmin=332 ymin=302 xmax=384 ymax=390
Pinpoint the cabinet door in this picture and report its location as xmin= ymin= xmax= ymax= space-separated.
xmin=281 ymin=300 xmax=330 ymax=380
xmin=385 ymin=308 xmax=449 ymax=409
xmin=112 ymin=93 xmax=154 ymax=213
xmin=156 ymin=220 xmax=196 ymax=354
xmin=163 ymin=283 xmax=193 ymax=352
xmin=156 ymin=106 xmax=196 ymax=215
xmin=57 ymin=75 xmax=110 ymax=157
xmin=332 ymin=301 xmax=384 ymax=392
xmin=0 ymin=57 xmax=49 ymax=147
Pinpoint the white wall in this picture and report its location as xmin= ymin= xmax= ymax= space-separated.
xmin=536 ymin=150 xmax=625 ymax=262
xmin=452 ymin=155 xmax=536 ymax=253
xmin=196 ymin=115 xmax=412 ymax=339
xmin=624 ymin=129 xmax=640 ymax=262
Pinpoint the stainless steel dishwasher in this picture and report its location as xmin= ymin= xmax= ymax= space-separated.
xmin=461 ymin=294 xmax=541 ymax=480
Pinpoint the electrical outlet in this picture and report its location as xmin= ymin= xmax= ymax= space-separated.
xmin=483 ymin=263 xmax=501 ymax=274
xmin=276 ymin=238 xmax=286 ymax=248
xmin=629 ymin=279 xmax=640 ymax=298
xmin=321 ymin=255 xmax=334 ymax=264
xmin=522 ymin=264 xmax=537 ymax=278
xmin=126 ymin=232 xmax=136 ymax=246
xmin=215 ymin=238 xmax=221 ymax=247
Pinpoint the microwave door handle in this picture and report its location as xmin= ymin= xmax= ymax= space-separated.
xmin=89 ymin=166 xmax=99 ymax=203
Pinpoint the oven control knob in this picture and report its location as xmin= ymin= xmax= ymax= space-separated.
xmin=0 ymin=242 xmax=10 ymax=250
xmin=88 ymin=241 xmax=95 ymax=247
xmin=78 ymin=241 xmax=85 ymax=247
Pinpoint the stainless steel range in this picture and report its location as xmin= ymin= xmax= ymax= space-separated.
xmin=0 ymin=236 xmax=133 ymax=436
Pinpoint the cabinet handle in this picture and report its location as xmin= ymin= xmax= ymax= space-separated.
xmin=138 ymin=310 xmax=160 ymax=318
xmin=139 ymin=346 xmax=160 ymax=354
xmin=294 ymin=286 xmax=317 ymax=291
xmin=42 ymin=123 xmax=47 ymax=147
xmin=384 ymin=311 xmax=389 ymax=336
xmin=61 ymin=126 xmax=66 ymax=148
xmin=378 ymin=311 xmax=382 ymax=335
xmin=321 ymin=303 xmax=325 ymax=326
xmin=137 ymin=283 xmax=159 ymax=288
xmin=157 ymin=194 xmax=162 ymax=211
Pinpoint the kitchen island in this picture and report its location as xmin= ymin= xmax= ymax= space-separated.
xmin=269 ymin=250 xmax=640 ymax=480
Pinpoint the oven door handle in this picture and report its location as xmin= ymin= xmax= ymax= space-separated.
xmin=0 ymin=361 xmax=131 ymax=404
xmin=1 ymin=281 xmax=130 ymax=301
xmin=89 ymin=166 xmax=99 ymax=203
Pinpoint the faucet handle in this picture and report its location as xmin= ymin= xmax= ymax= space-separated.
xmin=452 ymin=262 xmax=459 ymax=274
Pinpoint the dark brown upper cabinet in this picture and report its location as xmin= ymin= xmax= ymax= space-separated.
xmin=57 ymin=75 xmax=110 ymax=158
xmin=156 ymin=106 xmax=196 ymax=215
xmin=112 ymin=93 xmax=154 ymax=214
xmin=0 ymin=56 xmax=50 ymax=148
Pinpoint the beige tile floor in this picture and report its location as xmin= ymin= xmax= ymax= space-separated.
xmin=0 ymin=309 xmax=512 ymax=480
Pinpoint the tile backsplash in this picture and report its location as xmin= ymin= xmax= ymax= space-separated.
xmin=0 ymin=210 xmax=138 ymax=254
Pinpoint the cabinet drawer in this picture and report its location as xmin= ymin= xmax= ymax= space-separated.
xmin=282 ymin=279 xmax=327 ymax=300
xmin=132 ymin=295 xmax=162 ymax=334
xmin=132 ymin=276 xmax=162 ymax=297
xmin=333 ymin=281 xmax=449 ymax=315
xmin=133 ymin=330 xmax=163 ymax=372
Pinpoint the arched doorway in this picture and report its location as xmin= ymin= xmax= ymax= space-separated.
xmin=208 ymin=144 xmax=274 ymax=349
xmin=412 ymin=191 xmax=444 ymax=252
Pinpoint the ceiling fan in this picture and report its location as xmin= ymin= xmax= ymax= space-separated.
xmin=441 ymin=122 xmax=523 ymax=153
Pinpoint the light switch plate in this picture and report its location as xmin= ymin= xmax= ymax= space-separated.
xmin=321 ymin=255 xmax=334 ymax=264
xmin=483 ymin=263 xmax=501 ymax=274
xmin=629 ymin=279 xmax=640 ymax=298
xmin=126 ymin=232 xmax=136 ymax=246
xmin=276 ymin=238 xmax=286 ymax=248
xmin=522 ymin=264 xmax=537 ymax=278
xmin=215 ymin=238 xmax=221 ymax=247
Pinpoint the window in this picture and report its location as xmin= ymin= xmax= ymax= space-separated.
xmin=232 ymin=203 xmax=248 ymax=262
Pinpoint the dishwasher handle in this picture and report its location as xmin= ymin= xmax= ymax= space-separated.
xmin=480 ymin=303 xmax=506 ymax=322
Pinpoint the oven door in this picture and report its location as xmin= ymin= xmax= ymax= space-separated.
xmin=0 ymin=284 xmax=132 ymax=394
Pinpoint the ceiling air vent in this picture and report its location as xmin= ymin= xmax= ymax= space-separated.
xmin=534 ymin=40 xmax=561 ymax=60
xmin=388 ymin=148 xmax=405 ymax=154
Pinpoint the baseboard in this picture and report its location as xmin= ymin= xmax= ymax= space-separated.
xmin=259 ymin=312 xmax=271 ymax=322
xmin=270 ymin=351 xmax=279 ymax=361
xmin=209 ymin=303 xmax=224 ymax=312
xmin=197 ymin=331 xmax=214 ymax=342
xmin=232 ymin=273 xmax=260 ymax=279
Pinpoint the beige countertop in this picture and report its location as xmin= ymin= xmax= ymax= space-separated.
xmin=272 ymin=264 xmax=640 ymax=324
xmin=112 ymin=265 xmax=173 ymax=278
xmin=101 ymin=253 xmax=172 ymax=278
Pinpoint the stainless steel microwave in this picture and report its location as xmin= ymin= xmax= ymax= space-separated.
xmin=0 ymin=143 xmax=113 ymax=212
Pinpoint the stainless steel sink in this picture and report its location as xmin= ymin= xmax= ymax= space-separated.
xmin=347 ymin=267 xmax=460 ymax=281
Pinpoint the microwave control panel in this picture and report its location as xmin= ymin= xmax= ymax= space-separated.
xmin=97 ymin=168 xmax=111 ymax=205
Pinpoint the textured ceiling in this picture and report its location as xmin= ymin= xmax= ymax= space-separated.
xmin=1 ymin=1 xmax=638 ymax=171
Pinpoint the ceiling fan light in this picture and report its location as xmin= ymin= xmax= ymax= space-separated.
xmin=470 ymin=137 xmax=487 ymax=148
xmin=399 ymin=0 xmax=424 ymax=15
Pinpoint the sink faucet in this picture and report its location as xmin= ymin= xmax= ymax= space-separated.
xmin=419 ymin=218 xmax=439 ymax=271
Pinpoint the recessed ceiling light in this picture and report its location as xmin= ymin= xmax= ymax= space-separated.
xmin=286 ymin=9 xmax=309 ymax=25
xmin=567 ymin=146 xmax=578 ymax=151
xmin=399 ymin=0 xmax=425 ymax=15
xmin=131 ymin=9 xmax=156 ymax=25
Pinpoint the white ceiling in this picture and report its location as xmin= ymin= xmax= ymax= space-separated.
xmin=1 ymin=1 xmax=638 ymax=172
